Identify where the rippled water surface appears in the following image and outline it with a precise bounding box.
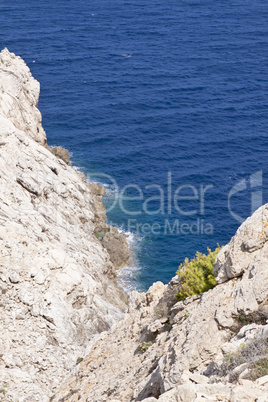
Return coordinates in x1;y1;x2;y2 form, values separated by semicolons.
1;0;267;290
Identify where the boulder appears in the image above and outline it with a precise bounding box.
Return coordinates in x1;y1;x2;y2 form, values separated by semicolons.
102;229;130;269
44;144;71;165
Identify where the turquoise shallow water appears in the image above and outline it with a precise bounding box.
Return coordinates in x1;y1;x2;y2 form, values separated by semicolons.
1;0;268;291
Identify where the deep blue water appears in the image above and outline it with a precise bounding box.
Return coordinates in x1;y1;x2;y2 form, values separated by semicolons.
1;0;268;291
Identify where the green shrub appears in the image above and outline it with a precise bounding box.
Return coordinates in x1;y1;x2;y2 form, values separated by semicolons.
175;245;222;301
168;320;174;331
139;341;153;353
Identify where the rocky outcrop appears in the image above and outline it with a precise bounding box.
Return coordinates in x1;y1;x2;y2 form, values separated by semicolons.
0;48;46;145
214;204;268;284
53;204;268;401
0;49;130;400
44;144;71;165
102;230;130;269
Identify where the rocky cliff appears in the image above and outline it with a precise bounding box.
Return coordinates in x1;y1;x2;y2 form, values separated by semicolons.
1;49;268;402
53;206;268;401
0;48;130;401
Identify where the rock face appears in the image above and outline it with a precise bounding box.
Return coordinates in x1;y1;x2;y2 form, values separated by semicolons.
0;49;130;400
44;144;71;165
53;204;268;401
0;48;46;145
102;230;130;269
214;204;268;284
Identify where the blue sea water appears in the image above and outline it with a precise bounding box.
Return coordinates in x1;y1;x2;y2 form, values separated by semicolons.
1;0;268;291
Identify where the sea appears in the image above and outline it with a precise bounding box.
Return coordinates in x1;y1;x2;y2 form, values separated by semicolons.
1;0;267;292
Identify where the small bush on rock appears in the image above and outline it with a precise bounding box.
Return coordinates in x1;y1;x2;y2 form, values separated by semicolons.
175;246;222;301
139;341;153;353
76;357;83;365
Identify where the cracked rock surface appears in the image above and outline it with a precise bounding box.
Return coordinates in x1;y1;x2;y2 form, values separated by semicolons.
0;48;129;401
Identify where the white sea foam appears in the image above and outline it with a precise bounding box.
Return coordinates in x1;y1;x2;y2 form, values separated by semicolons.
117;228;145;294
117;263;143;294
101;182;116;190
71;172;144;293
73;165;83;172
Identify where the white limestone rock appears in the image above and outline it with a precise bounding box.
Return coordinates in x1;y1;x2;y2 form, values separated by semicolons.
0;48;128;400
0;48;46;144
214;204;268;283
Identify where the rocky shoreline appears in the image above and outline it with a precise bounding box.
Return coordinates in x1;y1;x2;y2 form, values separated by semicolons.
0;49;268;401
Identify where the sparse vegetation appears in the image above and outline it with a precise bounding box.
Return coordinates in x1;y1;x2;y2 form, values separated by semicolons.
76;357;84;365
249;357;268;380
139;341;153;353
94;231;105;241
233;310;268;329
218;334;268;382
168;320;174;331
175;245;222;301
94;227;110;241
